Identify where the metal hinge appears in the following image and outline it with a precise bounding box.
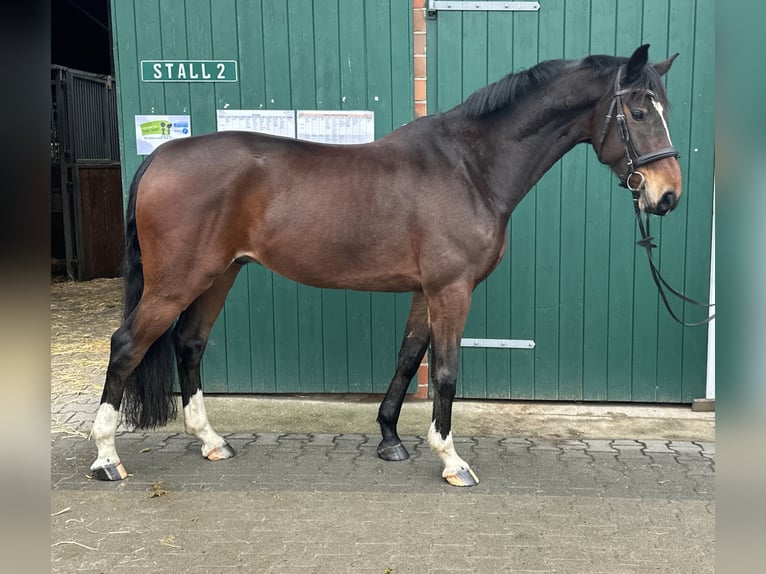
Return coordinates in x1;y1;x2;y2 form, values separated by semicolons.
461;338;535;349
428;1;541;11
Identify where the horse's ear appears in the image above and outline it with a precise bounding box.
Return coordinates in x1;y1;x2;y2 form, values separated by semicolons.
624;44;650;84
653;52;679;76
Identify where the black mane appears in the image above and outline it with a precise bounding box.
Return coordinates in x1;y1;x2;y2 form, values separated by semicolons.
459;60;566;118
458;53;668;118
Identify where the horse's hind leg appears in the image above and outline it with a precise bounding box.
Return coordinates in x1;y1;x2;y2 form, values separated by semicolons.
91;295;189;480
425;282;478;487
173;265;241;461
376;292;430;461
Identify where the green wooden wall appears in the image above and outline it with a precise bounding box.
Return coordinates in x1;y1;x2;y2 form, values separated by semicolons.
111;0;713;402
427;0;714;402
111;0;415;394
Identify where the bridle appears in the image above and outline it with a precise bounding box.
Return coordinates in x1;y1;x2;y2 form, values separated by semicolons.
598;64;679;191
599;64;714;327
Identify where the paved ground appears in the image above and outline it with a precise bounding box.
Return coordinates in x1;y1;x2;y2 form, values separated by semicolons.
51;279;715;573
51;430;714;573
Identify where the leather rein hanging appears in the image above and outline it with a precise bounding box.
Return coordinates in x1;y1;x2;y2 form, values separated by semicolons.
600;65;714;327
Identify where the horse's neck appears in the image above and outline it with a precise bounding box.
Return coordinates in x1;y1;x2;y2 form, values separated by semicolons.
454;76;603;218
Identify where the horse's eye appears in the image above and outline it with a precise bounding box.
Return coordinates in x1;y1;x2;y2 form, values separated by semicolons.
631;108;645;121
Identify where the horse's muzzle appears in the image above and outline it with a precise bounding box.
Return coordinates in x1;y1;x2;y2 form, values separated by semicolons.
647;190;678;215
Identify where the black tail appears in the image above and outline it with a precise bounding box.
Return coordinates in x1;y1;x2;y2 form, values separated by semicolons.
120;154;178;429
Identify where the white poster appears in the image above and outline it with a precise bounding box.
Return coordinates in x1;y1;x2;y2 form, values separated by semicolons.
135;115;191;155
216;109;296;138
296;110;375;144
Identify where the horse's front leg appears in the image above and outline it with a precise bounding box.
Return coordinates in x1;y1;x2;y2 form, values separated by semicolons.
376;292;430;461
425;283;478;487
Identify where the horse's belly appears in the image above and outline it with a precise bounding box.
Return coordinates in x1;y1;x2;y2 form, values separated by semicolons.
255;242;421;293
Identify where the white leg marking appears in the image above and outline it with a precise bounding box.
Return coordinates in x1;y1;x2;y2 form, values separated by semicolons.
651;100;673;144
184;390;227;458
427;420;471;478
90;403;121;470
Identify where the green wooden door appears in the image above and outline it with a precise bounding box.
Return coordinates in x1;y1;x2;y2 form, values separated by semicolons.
427;0;714;402
111;0;415;393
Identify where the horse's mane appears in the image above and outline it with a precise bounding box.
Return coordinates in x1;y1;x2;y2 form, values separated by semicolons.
459;59;566;118
458;54;668;118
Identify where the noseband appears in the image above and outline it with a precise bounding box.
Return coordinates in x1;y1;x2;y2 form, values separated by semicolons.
598;64;679;193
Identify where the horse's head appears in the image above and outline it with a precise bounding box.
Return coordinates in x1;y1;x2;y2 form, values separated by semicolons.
592;44;682;215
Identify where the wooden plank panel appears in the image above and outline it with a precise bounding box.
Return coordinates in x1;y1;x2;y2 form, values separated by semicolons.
422;0;712;403
286;1;326;392
607;0;644;401
435;11;463;111
313;0;341;109
370;294;397;393
532;0;565;401
483;10;515;399
557;0;591;401
314;4;349;393
365;0;393;135
579;0;612;402
248;265;277;393
389;1;414;129
211;1;252;392
509;9;539;399
346;292;373;392
654;0;694;402
459;11;489;398
224;273;253;392
272;276;300;392
338;0;367;110
112;0;417;395
287;0;317;108
261;0;291;109
185;0;216;136
323;290;349;392
158;0;191;117
237;0;267;108
629;1;666;402
135;0;165;114
364;1;399;393
681;0;714;402
170;0;226;393
394;292;415;393
339;0;373;393
298;287;325;392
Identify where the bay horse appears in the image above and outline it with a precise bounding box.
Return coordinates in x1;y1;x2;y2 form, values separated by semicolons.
90;45;681;486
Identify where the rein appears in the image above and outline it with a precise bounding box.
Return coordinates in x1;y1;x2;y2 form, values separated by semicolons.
632;198;714;327
602;65;714;327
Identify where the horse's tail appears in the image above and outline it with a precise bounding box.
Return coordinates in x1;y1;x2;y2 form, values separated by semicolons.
120;153;178;429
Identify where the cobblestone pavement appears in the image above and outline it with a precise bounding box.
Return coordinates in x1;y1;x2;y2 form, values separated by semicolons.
51;430;714;573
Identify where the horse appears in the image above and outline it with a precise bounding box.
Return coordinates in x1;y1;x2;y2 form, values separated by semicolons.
90;44;681;487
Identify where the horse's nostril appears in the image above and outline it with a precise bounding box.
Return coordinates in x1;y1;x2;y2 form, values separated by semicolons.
658;191;677;213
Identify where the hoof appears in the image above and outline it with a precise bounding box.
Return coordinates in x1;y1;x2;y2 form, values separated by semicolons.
204;441;236;461
377;442;410;461
91;461;128;481
443;466;479;487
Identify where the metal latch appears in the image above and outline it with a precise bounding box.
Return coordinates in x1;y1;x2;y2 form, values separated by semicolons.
428;1;541;11
461;338;535;349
